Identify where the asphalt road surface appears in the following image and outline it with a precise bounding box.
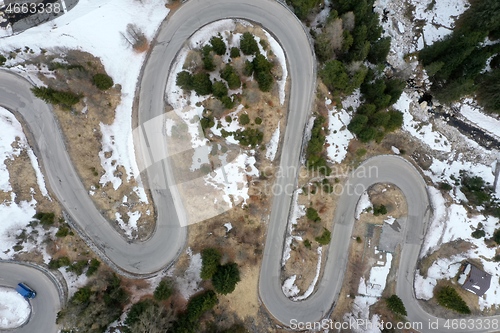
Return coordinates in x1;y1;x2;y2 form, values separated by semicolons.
1;0;500;332
0;262;62;333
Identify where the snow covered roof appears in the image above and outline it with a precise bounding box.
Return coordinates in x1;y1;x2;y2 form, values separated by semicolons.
460;262;492;296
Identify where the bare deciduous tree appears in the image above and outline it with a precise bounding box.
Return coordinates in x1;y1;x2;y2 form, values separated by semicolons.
127;304;176;333
121;23;148;52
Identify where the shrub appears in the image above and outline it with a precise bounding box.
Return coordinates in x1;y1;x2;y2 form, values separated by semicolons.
220;65;241;89
56;225;70;237
212;81;228;98
386;295;407;316
32;86;81;109
212;263;240;295
373;204;388;216
48;256;71;269
233;128;263;147
192;72;212;95
436;286;471;314
385;110;404;132
201;45;215;71
92;73;114;90
86;258;100;277
154;279;173;301
221;95;235;109
494;229;500;244
210;35;226;55
33;212;55;226
304;239;312;249
368;37;391;65
240;32;259;55
185;290;218;322
125;300;156;327
252;54;274;92
230;47;240;58
244;60;254;76
315;228;331;245
306;207;321;222
471;229;486;239
255;117;263;125
239;113;250;125
71;286;92;305
0;54;6;66
67;260;88;276
200;116;215;131
288;0;321;20
439;182;453;191
176;71;193;90
200;248;221;280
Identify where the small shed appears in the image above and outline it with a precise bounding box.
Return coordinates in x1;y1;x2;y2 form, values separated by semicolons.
458;262;491;296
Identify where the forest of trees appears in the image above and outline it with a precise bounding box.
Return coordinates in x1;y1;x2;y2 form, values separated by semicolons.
310;0;404;144
419;0;500;113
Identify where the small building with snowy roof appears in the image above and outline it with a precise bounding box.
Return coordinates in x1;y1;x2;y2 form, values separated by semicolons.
458;262;491;296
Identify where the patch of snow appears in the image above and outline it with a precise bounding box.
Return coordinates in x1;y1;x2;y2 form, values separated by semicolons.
0;287;30;329
282;275;300;297
114;211;139;239
282;189;305;266
460;99;500;140
344;252;392;332
224;222;232;232
0;193;37;258
394;92;451;152
325;90;359;164
0;107;48;196
127;211;141;232
292;247;322;301
204;153;258;208
266;122;280;161
355;191;371;219
414;256;463;300
420;187;447;256
412;0;469;45
58;268;89;298
263;30;288;105
360;252;393;297
384;216;395;225
391;146;400;154
310;0;331;32
171;248;202;299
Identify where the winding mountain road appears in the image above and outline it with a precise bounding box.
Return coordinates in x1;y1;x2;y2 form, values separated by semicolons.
1;0;499;332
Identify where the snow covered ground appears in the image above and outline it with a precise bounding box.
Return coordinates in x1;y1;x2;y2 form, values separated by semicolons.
324;90;359;164
344;251;393;333
355;191;372;220
266;121;280;161
163;19;287;209
0;0;170;200
394;91;451;152
282;247;322;301
0;287;30;329
0;107;56;261
411;0;469;45
416;187;500;309
282;189;305;266
167;248;202;299
460;99;500;140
